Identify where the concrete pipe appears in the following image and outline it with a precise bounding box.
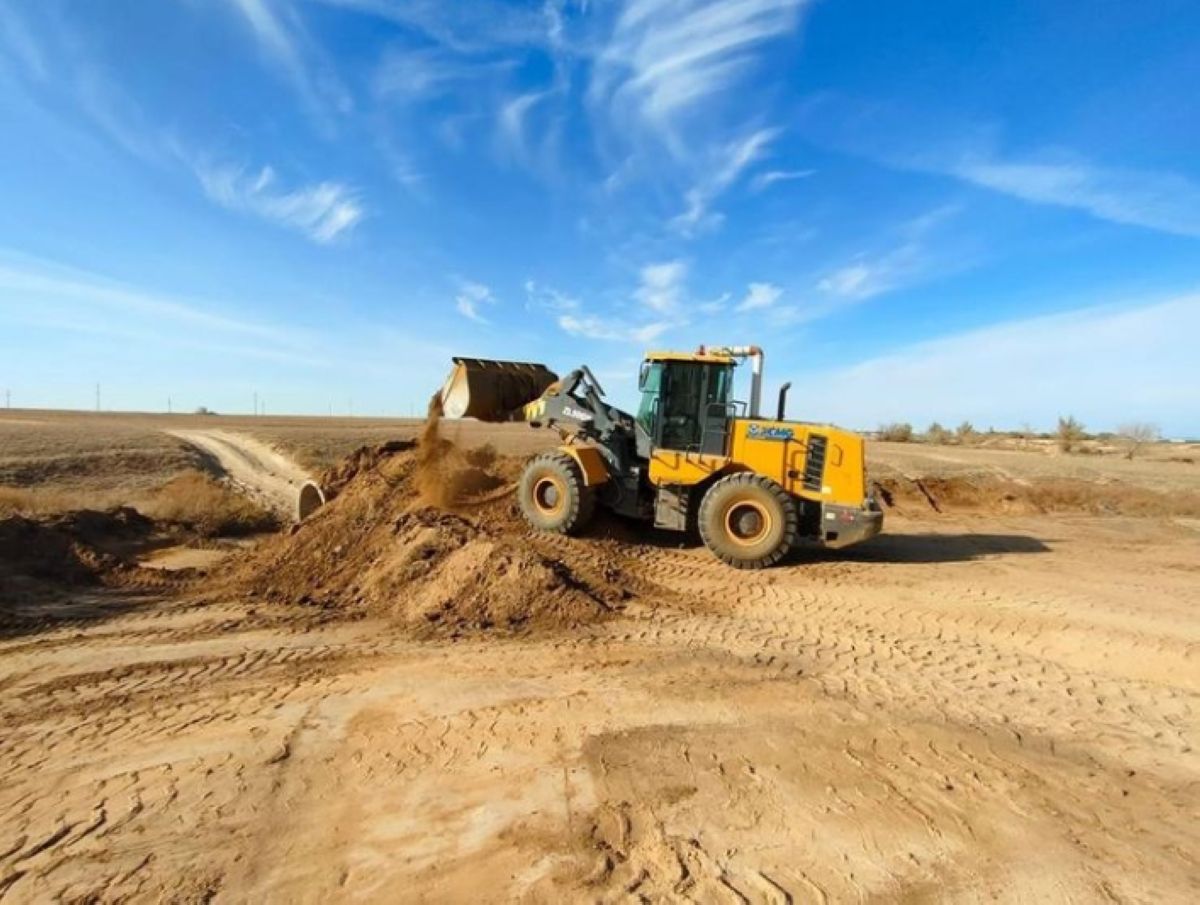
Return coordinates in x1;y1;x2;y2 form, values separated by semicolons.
297;481;327;521
439;357;558;421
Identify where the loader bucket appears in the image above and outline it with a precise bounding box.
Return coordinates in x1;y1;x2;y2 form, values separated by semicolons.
439;357;558;421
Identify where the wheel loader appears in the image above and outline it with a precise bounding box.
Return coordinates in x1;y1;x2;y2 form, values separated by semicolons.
439;346;882;569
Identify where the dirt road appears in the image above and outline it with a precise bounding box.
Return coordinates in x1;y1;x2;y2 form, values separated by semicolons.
167;430;312;520
2;506;1197;902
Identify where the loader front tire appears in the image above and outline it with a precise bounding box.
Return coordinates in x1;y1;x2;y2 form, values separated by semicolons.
698;473;798;569
518;452;596;535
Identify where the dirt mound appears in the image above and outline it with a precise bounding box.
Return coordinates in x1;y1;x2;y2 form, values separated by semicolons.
877;474;1200;517
0;507;154;588
230;434;625;635
316;439;417;501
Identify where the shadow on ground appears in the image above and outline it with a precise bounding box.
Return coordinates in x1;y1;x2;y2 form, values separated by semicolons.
805;532;1051;564
0;584;163;641
586;512;1050;565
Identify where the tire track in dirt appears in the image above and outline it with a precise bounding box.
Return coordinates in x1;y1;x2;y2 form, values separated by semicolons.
2;510;1198;901
167;429;313;520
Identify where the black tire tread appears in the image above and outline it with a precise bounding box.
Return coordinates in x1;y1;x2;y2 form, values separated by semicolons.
697;472;799;569
518;451;596;536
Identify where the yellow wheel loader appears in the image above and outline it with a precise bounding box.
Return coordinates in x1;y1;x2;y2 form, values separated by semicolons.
440;347;882;569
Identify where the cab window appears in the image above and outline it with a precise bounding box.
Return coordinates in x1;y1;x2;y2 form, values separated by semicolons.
636;361;663;435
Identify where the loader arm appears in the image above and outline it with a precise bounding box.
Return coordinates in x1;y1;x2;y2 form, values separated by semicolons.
438;357;639;476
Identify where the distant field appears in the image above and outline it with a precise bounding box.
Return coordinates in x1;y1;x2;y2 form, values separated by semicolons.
1;408;1196;514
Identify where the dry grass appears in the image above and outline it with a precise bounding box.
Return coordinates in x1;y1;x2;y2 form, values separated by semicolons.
1;471;277;538
140;472;278;537
0;486;131;516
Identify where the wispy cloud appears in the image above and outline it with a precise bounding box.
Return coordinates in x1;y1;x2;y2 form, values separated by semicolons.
528;273;679;342
0;248;307;351
592;0;805;139
195;163;364;243
223;0;351;125
751;168;814;192
373;47;499;104
815;205;960;303
454;280;496;322
558;313;671;344
634;259;688;313
790;294;1200;435
800;95;1200;241
736;281;782;312
524;279;581;312
947;153;1200;239
671;127;777;235
313;0;556;54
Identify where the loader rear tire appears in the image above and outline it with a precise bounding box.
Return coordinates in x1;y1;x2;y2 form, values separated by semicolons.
698;473;798;569
518;452;596;535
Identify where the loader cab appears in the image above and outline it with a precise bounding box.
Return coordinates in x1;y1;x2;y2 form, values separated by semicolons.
636;352;738;457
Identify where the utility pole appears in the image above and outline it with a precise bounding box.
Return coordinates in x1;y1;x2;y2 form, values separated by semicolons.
167;396;172;415
253;391;258;417
95;383;101;412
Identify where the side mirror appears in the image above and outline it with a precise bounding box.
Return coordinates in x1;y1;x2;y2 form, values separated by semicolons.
638;361;649;389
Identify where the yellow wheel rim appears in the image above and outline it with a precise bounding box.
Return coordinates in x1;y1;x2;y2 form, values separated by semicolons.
723;499;772;547
532;475;566;516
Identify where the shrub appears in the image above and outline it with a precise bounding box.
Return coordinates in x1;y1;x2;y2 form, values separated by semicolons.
955;421;976;444
141;471;277;537
924;422;950;444
1117;422;1160;459
1057;415;1086;453
878;422;914;442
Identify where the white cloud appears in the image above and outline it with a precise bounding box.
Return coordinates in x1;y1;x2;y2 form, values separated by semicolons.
313;0;555;53
949;153;1200;239
790;294;1200;435
635;259;688;313
592;0;805;136
524;279;580;312
817;262;887;299
0;248;308;351
498;88;553;162
223;0;351;123
698;291;731;314
814;205;962;303
558;313;671;344
671;127;777;235
455;280;496;322
373;47;497;104
196;163;364;243
751;168;814;191
737;281;782;311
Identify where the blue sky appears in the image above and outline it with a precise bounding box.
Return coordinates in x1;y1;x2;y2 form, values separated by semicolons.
1;0;1197;434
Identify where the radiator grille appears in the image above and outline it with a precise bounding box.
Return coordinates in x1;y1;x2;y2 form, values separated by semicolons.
803;434;827;491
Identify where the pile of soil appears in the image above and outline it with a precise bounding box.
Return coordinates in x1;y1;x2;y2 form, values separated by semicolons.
229;413;628;636
876;474;1200;517
0;507;155;588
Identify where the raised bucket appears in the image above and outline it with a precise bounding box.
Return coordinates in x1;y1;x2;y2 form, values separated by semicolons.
439;358;558;421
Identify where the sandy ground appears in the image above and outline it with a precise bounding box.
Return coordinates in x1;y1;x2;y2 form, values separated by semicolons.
3;524;1199;900
2;417;1199;902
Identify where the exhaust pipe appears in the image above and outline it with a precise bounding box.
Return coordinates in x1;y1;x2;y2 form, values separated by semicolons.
777;382;791;421
701;345;764;418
